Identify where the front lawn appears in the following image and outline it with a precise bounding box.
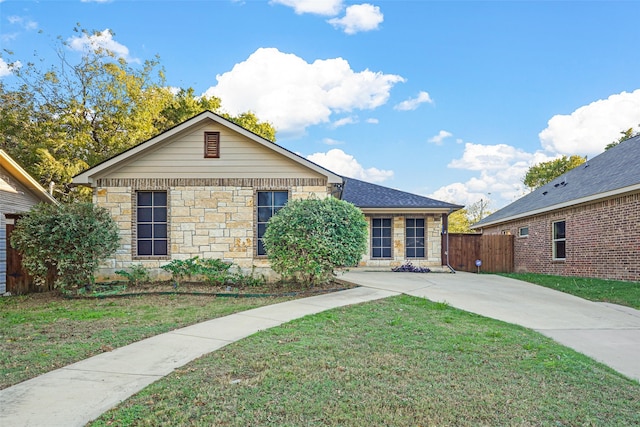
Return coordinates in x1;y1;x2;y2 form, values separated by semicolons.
0;290;296;389
91;295;640;426
499;273;640;309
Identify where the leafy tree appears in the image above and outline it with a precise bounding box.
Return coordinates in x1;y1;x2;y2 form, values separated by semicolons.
263;197;368;286
448;199;492;232
605;126;639;150
1;26;276;202
10;203;120;293
523;155;585;190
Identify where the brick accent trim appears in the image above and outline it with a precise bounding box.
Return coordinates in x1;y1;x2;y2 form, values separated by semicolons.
96;178;327;189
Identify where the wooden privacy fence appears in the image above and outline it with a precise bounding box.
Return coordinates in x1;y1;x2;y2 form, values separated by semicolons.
443;233;514;273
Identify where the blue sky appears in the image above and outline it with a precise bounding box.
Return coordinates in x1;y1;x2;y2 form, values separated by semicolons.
1;0;639;209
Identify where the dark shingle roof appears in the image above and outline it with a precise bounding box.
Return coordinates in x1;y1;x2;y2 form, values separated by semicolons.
340;177;463;210
473;135;640;228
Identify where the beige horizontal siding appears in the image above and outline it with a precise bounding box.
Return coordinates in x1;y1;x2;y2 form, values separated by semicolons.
106;123;323;180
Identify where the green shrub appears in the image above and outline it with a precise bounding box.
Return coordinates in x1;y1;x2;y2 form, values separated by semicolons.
10;202;120;293
161;256;233;286
115;264;151;286
262;197;367;286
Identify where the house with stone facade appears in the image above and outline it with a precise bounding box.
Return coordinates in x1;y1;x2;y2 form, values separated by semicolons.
471;136;640;282
72;111;462;280
1;150;58;294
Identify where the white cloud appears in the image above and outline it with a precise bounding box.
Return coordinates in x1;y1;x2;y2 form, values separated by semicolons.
328;4;383;34
203;47;404;135
67;29;139;63
271;0;344;16
539;89;640;156
448;142;542;171
332;116;357;128
322;138;344;145
431;142;555;208
428;130;453;145
366;118;379;124
307;148;393;182
394;91;433;111
0;57;20;78
7;16;38;31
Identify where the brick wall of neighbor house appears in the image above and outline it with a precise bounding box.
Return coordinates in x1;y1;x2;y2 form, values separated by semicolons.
360;214;443;268
93;178;330;281
482;192;640;282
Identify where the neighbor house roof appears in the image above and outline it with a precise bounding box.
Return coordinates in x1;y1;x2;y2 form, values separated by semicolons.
73;110;343;185
0;149;58;205
341;177;463;213
472;135;640;229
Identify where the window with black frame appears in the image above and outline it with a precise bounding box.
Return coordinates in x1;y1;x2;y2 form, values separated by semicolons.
136;191;168;256
406;218;425;258
256;190;288;256
371;218;392;258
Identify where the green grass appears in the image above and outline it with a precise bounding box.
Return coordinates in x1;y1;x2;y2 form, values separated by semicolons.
0;293;292;389
91;295;640;426
499;273;640;309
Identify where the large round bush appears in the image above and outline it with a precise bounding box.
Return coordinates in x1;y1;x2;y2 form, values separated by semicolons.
10;202;120;292
263;197;367;285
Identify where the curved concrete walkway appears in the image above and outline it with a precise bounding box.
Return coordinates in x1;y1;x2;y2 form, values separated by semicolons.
342;270;640;383
2;272;638;426
0;287;398;427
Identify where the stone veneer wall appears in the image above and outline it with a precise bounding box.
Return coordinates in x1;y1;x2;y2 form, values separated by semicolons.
481;192;640;282
359;214;443;268
94;178;330;281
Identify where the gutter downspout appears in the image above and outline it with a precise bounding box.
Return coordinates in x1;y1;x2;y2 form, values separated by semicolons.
443;210;456;274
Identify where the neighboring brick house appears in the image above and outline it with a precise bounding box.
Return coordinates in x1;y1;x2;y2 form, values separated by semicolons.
472;136;640;282
1;150;58;294
73;111;462;280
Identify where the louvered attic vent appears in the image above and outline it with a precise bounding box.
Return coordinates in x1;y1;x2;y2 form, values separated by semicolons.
204;131;220;158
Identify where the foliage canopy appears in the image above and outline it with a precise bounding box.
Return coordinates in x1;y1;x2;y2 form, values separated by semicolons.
523;155;586;190
0;27;275;202
263;197;368;286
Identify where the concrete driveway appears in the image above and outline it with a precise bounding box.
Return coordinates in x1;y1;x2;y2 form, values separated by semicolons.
341;270;640;382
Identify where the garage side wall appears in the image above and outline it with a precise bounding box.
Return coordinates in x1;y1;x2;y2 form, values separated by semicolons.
482;192;640;282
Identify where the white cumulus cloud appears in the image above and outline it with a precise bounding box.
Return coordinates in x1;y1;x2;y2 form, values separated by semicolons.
328;3;383;34
539;89;640;156
431;142;555;208
7;15;38;30
0;57;20;77
203;48;404;135
271;0;344;16
307;148;393;182
67;29;139;63
394;91;433;111
428;130;453;145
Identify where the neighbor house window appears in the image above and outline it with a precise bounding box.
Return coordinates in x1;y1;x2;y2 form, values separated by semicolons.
204;131;220;158
136;191;168;256
518;226;529;237
552;220;566;260
371;218;392;258
405;218;425;258
256;190;288;256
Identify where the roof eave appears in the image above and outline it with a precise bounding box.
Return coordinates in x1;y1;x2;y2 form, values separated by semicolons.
471;183;640;229
359;207;460;214
0;150;58;205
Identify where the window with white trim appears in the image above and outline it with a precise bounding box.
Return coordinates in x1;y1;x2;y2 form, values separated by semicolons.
552;220;566;260
518;226;529;237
